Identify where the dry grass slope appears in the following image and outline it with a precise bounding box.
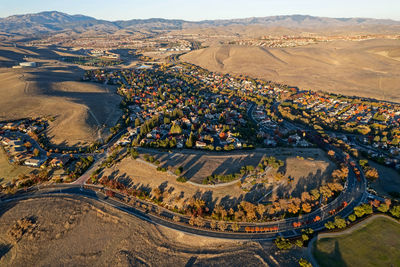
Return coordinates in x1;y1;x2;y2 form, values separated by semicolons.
182;39;400;103
0;43;122;146
0;197;286;266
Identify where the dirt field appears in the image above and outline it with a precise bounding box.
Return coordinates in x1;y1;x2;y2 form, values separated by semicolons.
369;161;400;197
0;148;34;185
313;216;400;267
182;39;400;103
0;44;122;146
143;148;335;191
0;197;306;266
101;148;335;208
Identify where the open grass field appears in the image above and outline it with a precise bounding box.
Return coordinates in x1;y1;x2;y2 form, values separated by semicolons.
142;147;335;193
0;148;33;185
0;197;295;266
0;43;122;146
100;148;335;208
182;39;400;103
313;216;400;267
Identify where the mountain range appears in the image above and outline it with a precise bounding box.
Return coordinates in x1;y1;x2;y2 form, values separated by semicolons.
1;11;400;35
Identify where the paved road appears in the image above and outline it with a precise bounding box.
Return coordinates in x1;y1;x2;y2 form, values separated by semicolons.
0;161;367;241
0;103;368;241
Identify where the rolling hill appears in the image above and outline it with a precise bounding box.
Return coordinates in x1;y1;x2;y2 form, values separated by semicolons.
181;39;400;103
0;11;399;35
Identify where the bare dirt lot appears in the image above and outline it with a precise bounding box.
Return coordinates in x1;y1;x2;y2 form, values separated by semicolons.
100;148;335;208
0;197;306;266
182;39;400;103
0;44;122;146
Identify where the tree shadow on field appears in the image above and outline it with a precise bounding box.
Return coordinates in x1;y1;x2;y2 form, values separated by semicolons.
314;240;347;267
0;243;12;260
275;167;334;199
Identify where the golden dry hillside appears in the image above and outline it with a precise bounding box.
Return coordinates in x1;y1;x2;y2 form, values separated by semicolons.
0;197;305;266
0;44;121;146
182;39;400;103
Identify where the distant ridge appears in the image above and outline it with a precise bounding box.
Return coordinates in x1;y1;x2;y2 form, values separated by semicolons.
1;11;399;35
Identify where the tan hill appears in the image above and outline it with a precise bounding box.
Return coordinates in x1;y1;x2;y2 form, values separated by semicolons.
0;197;299;266
1;11;399;36
182;39;400;103
0;44;121;146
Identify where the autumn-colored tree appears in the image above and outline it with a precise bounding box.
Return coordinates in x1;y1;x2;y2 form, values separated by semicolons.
212;205;227;220
239;201;257;221
310;189;320;201
327;150;335;158
24;142;32;149
365;167;379;181
377;203;390;213
287;198;301;214
210;220;217;229
217;221;227;231
231;222;240;232
302;203;312;213
189;216;195;226
301;192;311;202
256;204;266;219
152;188;162;201
194;217;205;227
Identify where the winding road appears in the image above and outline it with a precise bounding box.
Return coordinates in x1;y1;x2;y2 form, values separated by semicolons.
0;104;369;241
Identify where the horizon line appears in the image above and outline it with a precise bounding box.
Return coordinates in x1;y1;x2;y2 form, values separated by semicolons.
1;10;399;23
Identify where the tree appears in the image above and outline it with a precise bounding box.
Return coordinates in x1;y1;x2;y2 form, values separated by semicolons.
194;217;205;227
231;222;240;231
189;216;195;226
377;203;389;213
175;166;183;175
295;239;304;247
302;203;312;213
217;221;227;231
210;220;217;229
152;188;162;201
301;234;309;241
390;205;400;218
354;204;373;218
185;132;195;148
324;221;335;230
24;142;32;149
130;149;139;159
365;167;379;181
334;216;346;229
310;189;320;201
348;214;356;222
239;201;257;221
274;236;293;250
298;258;312;267
170;123;182;134
256;204;266;219
301;192;311;202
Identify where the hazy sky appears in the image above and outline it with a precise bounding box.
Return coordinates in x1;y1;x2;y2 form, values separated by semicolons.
0;0;399;21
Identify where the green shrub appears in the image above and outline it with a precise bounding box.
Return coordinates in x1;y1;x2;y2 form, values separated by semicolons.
176;176;188;183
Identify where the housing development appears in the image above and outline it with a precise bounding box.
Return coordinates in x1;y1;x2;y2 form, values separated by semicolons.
0;6;400;267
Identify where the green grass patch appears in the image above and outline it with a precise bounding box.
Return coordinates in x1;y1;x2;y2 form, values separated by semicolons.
314;216;400;267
